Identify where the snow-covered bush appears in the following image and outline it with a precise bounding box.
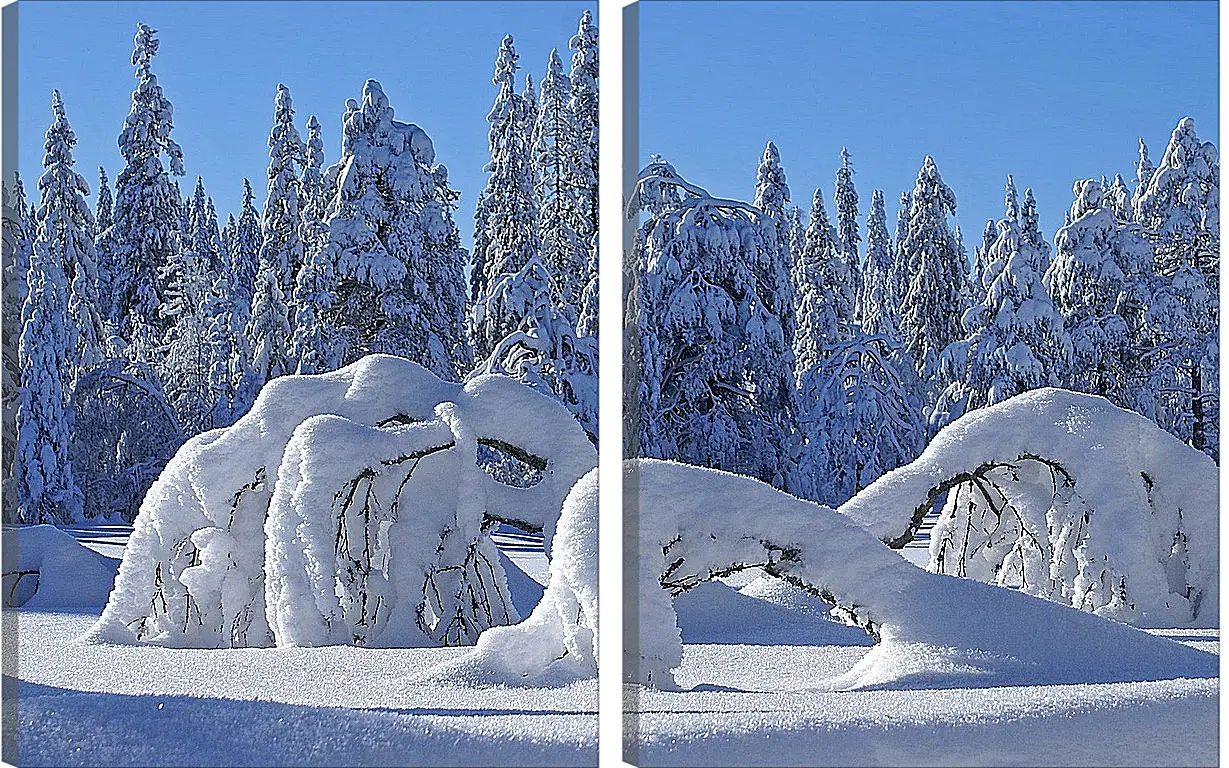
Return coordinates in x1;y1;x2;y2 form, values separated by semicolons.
840;387;1217;627
92;354;595;649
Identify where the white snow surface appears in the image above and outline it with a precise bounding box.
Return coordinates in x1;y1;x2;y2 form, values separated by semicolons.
631;642;1216;766
10;514;1216;766
14;609;595;767
623;459;1216;690
839;387;1218;626
92;355;595;649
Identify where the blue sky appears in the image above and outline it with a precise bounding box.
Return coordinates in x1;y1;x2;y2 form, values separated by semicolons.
18;0;592;251
638;0;1218;248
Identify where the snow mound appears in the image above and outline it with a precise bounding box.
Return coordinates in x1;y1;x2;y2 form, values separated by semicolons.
91;355;595;649
625;459;1215;690
839;387;1218;627
434;466;599;686
3;525;118;609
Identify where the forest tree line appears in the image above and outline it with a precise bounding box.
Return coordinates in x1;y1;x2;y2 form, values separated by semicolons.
628;118;1218;507
2;13;598;525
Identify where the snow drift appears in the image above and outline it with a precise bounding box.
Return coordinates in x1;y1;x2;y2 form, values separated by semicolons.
839;388;1218;627
3;525;118;609
448;458;1215;690
91;355;596;648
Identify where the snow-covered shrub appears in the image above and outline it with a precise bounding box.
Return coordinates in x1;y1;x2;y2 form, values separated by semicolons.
840;387;1217;627
91;354;595;649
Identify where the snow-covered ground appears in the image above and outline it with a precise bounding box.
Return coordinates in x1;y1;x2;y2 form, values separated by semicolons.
10;515;1218;766
641;578;1218;767
10;523;595;767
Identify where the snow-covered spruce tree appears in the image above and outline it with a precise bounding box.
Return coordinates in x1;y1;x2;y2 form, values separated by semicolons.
889;190;912;330
576;247;599;339
834;147;861;323
792;188;843;380
569;9;599;248
1141;261;1218;460
754;140;791;221
954;224;973;309
970;219;997;291
628;158;796;487
1135;117;1218;275
35;91;106;398
1131;137;1155;220
203;273;238;428
522;73;538;138
858;190;898;336
244;261;292;392
229;181;262;326
317;79;469;378
1044;178;1146;403
204;198;222;270
796;333;925;505
479;254;598;442
1020;189;1052;275
416;163;473;376
793;182;916;503
185;178;222;273
1107;173;1133;222
292;112;331;376
299;114;327;247
96;23;185;361
288;233;332;375
95;167;113;234
471;36;540;361
784;203;805;266
220;214;235;269
533;48;587;319
2;176;32;523
898;156;965;379
1130;118;1219;459
158;176;225;435
752;141;796;351
260;84;305;308
18;112;90;524
228;180;263;413
933;177;1071;431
